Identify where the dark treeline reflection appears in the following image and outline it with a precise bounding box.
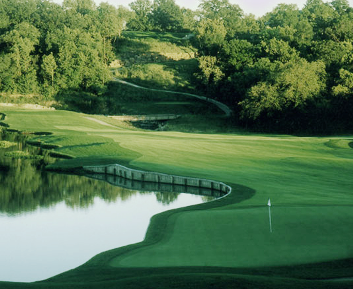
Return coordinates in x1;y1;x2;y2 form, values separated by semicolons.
0;131;183;215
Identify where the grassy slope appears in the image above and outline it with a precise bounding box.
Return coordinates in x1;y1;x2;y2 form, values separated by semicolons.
113;31;198;92
0;107;353;288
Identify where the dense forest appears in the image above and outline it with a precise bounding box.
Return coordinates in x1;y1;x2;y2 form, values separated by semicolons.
1;0;353;133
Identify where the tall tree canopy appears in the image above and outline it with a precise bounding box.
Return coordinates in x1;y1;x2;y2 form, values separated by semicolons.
192;0;353;132
150;0;183;32
0;0;126;100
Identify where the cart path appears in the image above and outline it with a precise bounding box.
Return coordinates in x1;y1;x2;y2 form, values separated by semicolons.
113;78;233;117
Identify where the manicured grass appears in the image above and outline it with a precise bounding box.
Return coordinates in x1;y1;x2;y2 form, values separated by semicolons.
0;106;353;288
114;206;353;268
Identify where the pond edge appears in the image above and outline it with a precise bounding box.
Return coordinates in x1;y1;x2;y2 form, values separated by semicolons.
83;163;232;198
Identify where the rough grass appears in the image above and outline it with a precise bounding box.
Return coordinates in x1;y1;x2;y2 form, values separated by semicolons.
113;31;198;93
0;107;353;288
117;31;196;55
104;81;222;116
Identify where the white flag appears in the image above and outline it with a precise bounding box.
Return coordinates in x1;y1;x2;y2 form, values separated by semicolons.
267;198;271;207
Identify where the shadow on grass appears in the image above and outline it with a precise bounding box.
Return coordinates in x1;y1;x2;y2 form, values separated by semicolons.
61;142;106;150
114;35;151;52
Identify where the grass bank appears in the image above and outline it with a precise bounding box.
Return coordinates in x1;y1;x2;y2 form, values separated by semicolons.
0;106;353;288
112;31;198;93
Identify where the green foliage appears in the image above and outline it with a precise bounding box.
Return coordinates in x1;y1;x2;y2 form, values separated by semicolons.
221;39;255;71
150;0;184;32
0;22;40;93
198;0;243;36
1;0;353;133
41;52;57;89
261;38;299;63
128;0;153;31
0;0;121;102
194;18;227;55
190;0;353;132
195;56;224;87
240;59;326;120
333;68;353;97
0;140;16;148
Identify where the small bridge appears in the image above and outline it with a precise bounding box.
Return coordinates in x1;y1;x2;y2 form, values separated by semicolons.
109;114;180;122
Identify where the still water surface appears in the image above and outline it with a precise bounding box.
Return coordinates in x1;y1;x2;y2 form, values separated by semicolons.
0;132;212;282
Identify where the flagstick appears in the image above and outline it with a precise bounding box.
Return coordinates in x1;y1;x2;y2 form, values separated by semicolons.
268;198;272;233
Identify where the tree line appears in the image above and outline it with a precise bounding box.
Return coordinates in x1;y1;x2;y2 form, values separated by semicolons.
1;0;353;133
128;0;353;132
189;0;353;133
0;0;131;102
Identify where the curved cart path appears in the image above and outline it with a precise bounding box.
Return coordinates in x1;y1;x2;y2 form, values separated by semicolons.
113;78;233;117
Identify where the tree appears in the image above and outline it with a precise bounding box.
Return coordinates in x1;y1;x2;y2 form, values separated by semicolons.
332;68;353;97
313;40;353;65
198;0;243;35
150;0;183;32
264;3;300;28
97;2;124;68
303;0;337;39
194;18;227;55
62;0;96;15
261;38;299;63
261;4;314;49
98;2;125;39
128;0;152;31
31;0;65;34
330;0;350;14
240;59;326;120
49;26;109;90
0;53;16;92
0;2;10;29
196;56;224;86
117;5;134;33
1;22;40;93
180;8;197;32
221;39;255;72
1;0;37;25
326;9;353;41
42;52;57;87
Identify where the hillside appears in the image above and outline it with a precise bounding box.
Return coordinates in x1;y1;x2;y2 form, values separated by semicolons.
112;31;198;92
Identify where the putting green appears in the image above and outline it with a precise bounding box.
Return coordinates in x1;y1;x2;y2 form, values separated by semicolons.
112;206;353;268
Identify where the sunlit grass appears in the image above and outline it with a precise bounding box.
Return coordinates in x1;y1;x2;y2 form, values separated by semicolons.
1;107;353;288
0;140;16;148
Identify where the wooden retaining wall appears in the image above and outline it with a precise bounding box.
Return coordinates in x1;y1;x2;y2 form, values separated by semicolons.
109;114;180;122
83;164;231;196
85;173;225;198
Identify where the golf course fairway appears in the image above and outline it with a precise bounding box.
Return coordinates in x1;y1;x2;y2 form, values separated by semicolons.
0;106;353;288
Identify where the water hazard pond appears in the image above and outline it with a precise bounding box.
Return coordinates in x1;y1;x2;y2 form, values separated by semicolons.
0;131;217;282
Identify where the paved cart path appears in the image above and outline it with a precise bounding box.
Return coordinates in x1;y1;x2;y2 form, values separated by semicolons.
113;78;233;117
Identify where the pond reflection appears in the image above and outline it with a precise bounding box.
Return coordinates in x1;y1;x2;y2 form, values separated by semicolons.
0;131;218;282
